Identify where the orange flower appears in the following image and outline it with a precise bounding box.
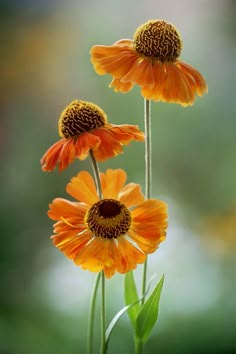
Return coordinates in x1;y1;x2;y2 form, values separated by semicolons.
48;169;168;278
40;100;144;172
90;20;208;106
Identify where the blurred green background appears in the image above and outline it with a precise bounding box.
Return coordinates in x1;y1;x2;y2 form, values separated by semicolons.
1;0;236;353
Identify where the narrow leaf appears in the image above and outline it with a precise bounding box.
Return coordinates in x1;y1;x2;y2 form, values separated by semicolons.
124;271;141;327
136;274;164;343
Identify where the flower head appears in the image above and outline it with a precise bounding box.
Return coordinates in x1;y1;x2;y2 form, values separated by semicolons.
48;169;168;278
41;100;144;172
90;19;208;106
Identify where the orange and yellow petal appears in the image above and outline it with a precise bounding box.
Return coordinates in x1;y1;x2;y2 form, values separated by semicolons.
109;78;134;93
129;199;168;253
74;132;101;160
57;138;76;171
66;171;99;205
74;237;117;276
176;60;208;96
118;183;145;208
52;230;93;260
40;139;67;172
114;236;146;274
90;41;137;78
121;58;155;88
106;124;145;143
91;124;144;161
91;127;123;161
100;169;127;199
48;197;88;221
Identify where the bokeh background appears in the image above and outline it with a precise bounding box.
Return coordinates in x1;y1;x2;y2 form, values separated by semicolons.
1;0;236;353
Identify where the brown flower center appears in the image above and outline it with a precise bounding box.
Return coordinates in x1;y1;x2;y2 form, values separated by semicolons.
86;199;131;239
58;100;107;138
133;20;182;62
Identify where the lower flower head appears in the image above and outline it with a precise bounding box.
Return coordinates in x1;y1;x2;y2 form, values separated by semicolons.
40;100;144;172
90;19;208;106
48;169;168;278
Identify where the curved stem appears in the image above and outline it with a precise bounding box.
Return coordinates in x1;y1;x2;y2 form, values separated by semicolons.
88;273;101;354
100;272;106;354
142;99;152;303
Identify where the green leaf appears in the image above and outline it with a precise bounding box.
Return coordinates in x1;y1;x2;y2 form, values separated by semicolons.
124;271;141;327
135;274;164;343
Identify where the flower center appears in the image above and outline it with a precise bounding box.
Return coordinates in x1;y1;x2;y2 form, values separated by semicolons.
58;100;107;138
133;20;182;62
86;199;131;239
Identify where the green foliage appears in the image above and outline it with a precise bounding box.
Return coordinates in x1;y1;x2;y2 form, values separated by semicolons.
124;271;141;327
135;274;164;343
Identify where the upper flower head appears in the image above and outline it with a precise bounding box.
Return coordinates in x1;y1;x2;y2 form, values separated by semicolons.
90;19;208;106
48;169;168;278
40;100;144;172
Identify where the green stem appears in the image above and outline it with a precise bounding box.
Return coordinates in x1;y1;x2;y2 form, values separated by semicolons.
89;151;106;354
88;273;101;354
135;336;143;354
100;271;106;354
138;99;151;354
89;150;102;199
142;99;152;303
88;150;104;354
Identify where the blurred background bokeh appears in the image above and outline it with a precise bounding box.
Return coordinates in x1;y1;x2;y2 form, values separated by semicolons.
1;0;236;353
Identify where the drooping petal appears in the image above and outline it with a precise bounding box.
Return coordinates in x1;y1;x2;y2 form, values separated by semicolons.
74;132;101;160
90;42;137;78
40;139;66;172
66;171;98;205
121;59;155;88
106;124;145;143
100;169;127;199
176;60;208;96
140;60;166;101
118;183;145;208
58;138;76;171
109;78;134;93
92;124;144;161
91;128;123;161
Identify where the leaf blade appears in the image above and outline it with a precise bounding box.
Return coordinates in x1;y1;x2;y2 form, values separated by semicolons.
135;274;164;343
124;271;141;327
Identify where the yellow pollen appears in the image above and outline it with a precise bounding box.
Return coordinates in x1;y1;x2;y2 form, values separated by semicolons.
133;19;182;62
86;199;131;239
58;100;107;139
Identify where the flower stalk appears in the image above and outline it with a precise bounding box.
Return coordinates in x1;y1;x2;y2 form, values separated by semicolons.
142;99;152;305
89;150;107;354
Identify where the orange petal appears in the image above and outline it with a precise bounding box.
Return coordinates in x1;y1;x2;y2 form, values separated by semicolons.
131;199;168;224
48;198;88;221
40;139;66;172
127;230;162;253
74;132;101;160
109;77;134;93
141;61;166;100
74;237;117;275
106;124;145;143
90;42;137;78
91;128;123;161
115;236;146;274
118;183;145;208
52;230;93;260
176;60;208;96
58;138;76;171
66;171;98;205
100;169;127;199
121;59;155;88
